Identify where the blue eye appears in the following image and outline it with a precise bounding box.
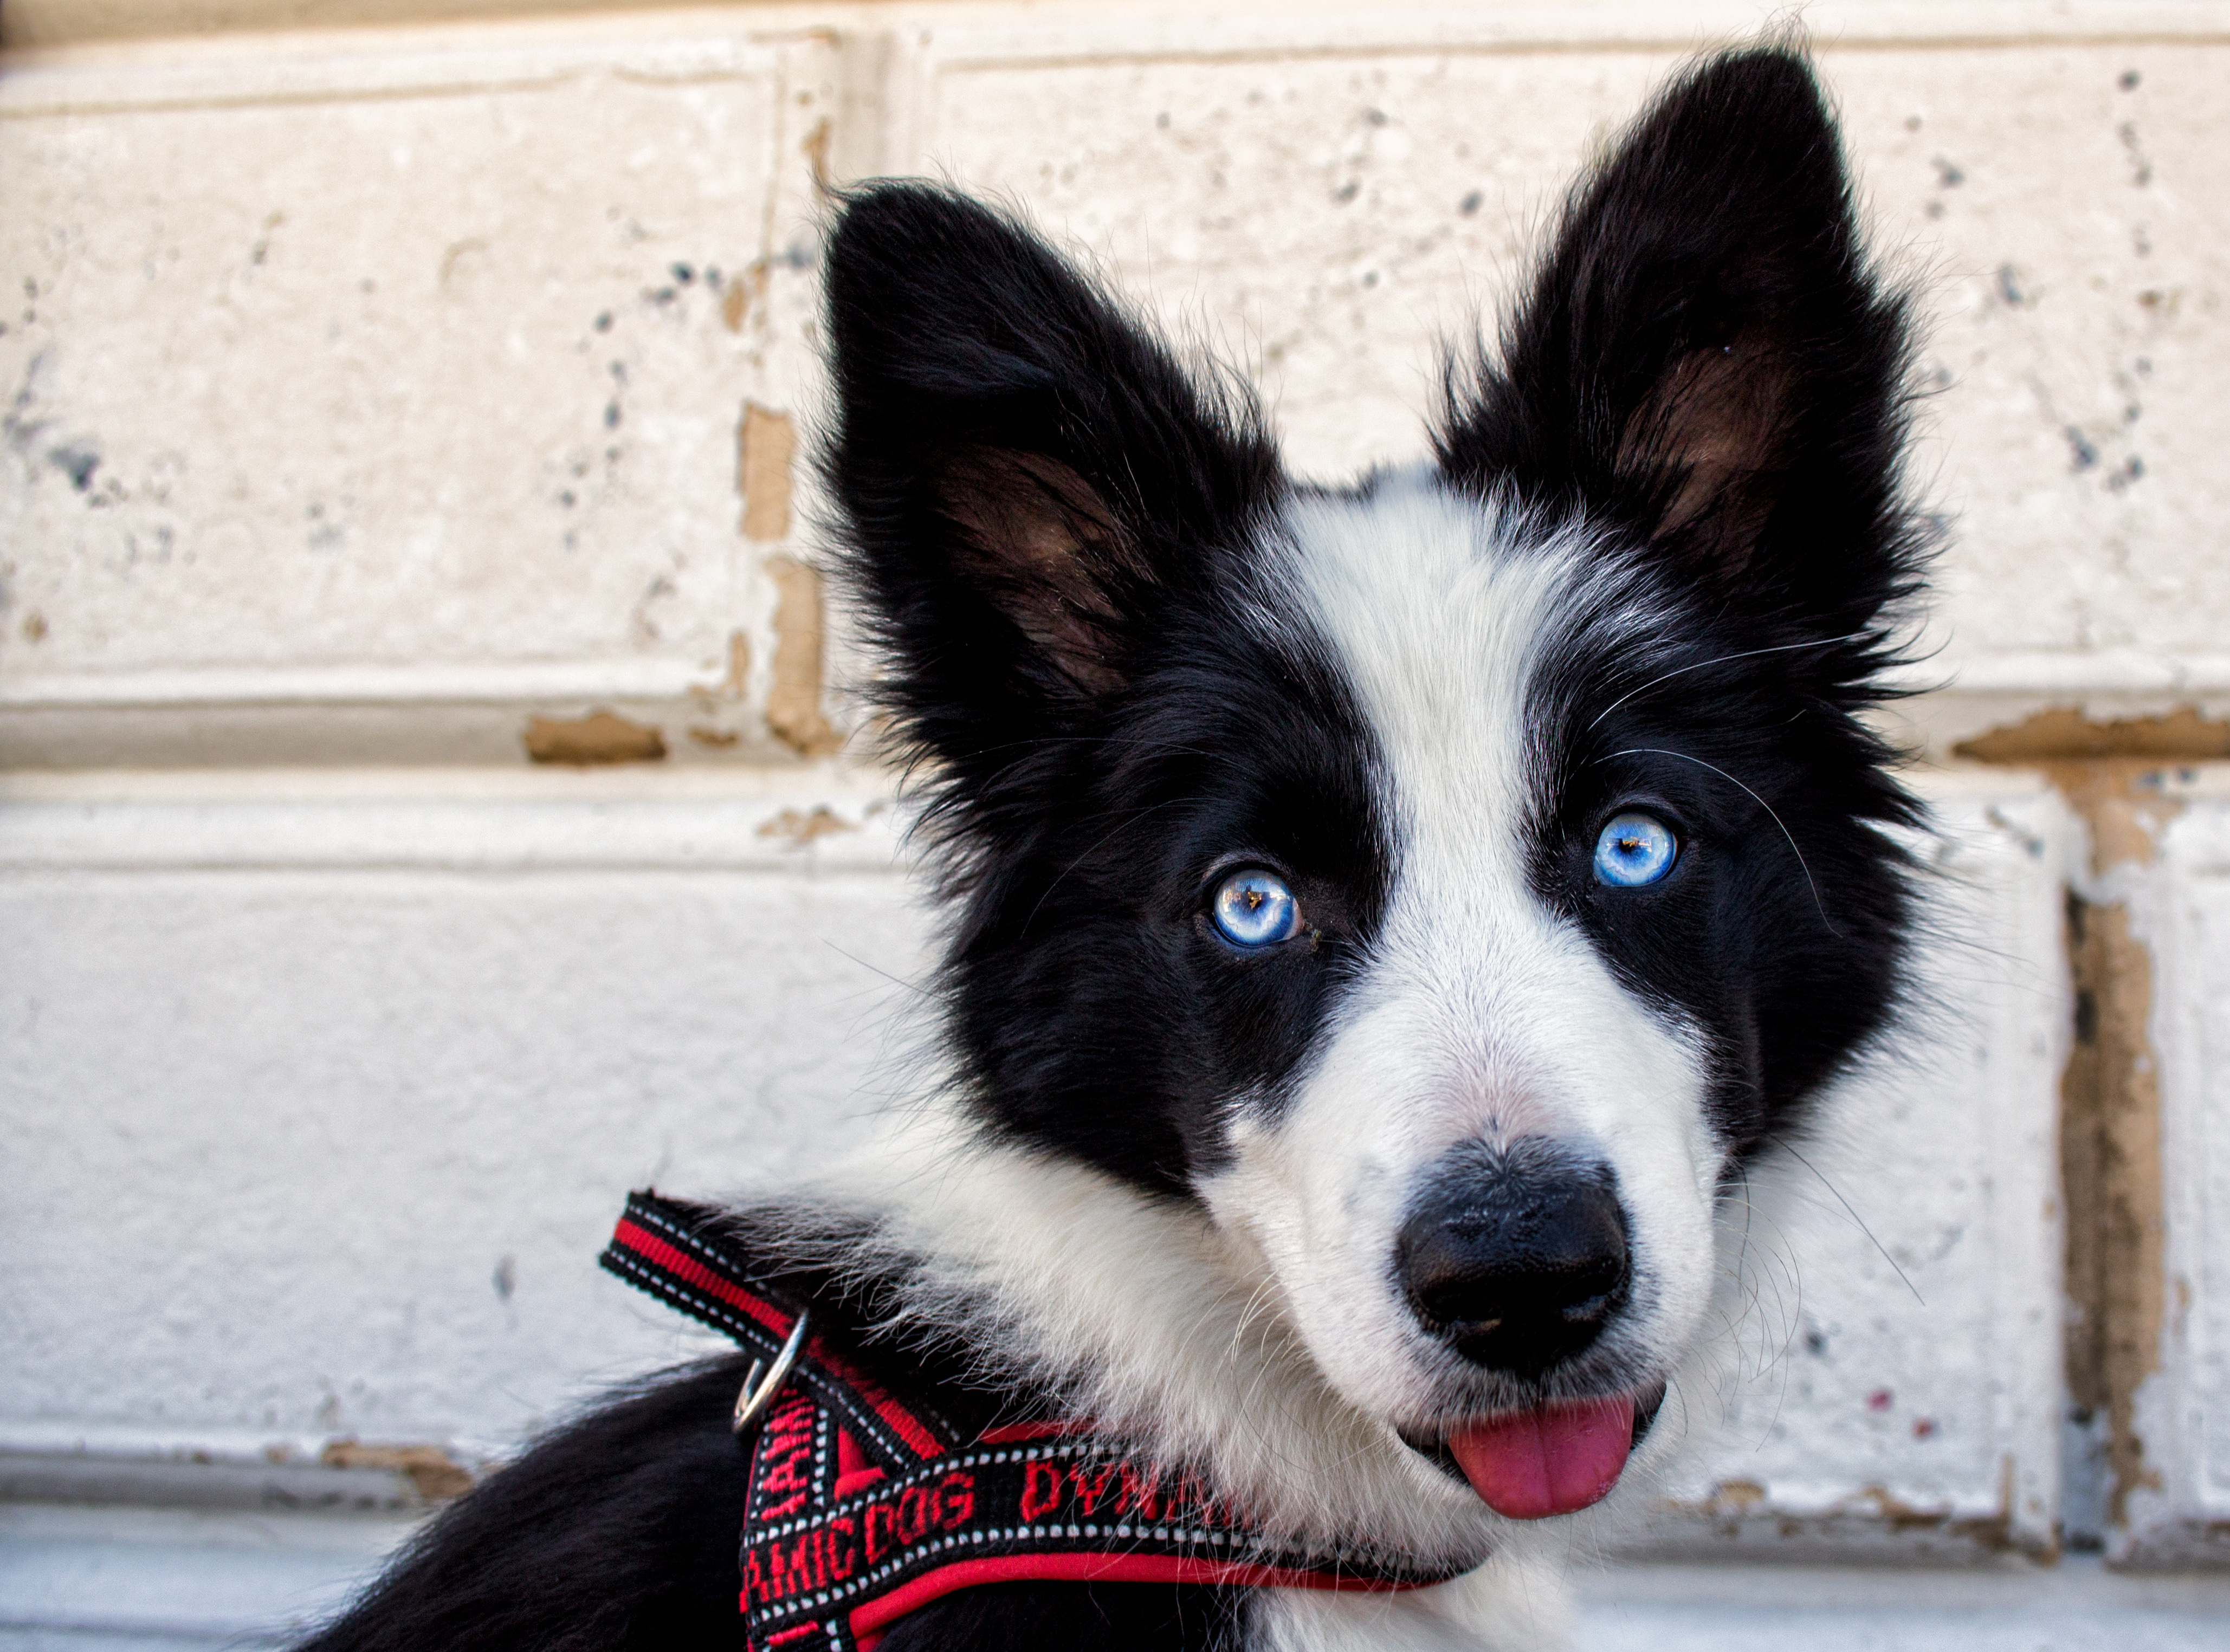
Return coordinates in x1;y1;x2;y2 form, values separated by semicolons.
1593;811;1677;887
1212;869;1300;948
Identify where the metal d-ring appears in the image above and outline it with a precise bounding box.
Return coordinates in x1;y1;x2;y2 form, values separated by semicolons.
732;1309;811;1437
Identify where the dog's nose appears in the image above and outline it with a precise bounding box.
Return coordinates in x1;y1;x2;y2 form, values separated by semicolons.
1396;1141;1630;1378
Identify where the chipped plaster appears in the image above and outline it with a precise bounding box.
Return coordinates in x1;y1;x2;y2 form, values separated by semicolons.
1955;706;2230;1558
521;708;668;765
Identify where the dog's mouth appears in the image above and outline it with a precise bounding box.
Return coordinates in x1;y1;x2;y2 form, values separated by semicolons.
1405;1382;1666;1520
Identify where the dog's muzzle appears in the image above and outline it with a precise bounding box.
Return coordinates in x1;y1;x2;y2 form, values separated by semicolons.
1393;1138;1652;1519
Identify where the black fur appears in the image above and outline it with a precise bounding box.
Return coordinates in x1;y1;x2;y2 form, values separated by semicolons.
823;182;1388;1193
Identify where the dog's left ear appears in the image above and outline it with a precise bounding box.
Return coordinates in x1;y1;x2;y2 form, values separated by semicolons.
1439;47;1913;624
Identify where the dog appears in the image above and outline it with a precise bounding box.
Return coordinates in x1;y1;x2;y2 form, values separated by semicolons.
303;42;1923;1652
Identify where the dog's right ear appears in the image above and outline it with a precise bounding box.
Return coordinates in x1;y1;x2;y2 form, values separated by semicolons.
1437;47;1916;642
822;184;1277;766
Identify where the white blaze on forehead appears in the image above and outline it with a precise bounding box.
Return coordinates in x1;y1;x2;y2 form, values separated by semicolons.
1274;474;1690;1151
1280;473;1574;921
1208;472;1721;1424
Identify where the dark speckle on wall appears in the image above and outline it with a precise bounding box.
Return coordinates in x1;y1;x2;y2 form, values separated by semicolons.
47;444;99;492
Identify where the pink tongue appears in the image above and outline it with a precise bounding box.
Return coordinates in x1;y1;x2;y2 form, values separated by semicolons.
1447;1396;1636;1520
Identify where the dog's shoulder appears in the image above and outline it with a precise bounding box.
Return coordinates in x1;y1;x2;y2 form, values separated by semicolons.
296;1357;753;1651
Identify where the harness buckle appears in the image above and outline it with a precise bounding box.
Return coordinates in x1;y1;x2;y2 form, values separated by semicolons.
732;1308;811;1437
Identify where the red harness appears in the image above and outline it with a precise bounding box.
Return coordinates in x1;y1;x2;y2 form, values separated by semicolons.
603;1191;1466;1651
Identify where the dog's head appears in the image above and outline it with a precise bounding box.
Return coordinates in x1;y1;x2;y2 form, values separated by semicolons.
822;48;1922;1523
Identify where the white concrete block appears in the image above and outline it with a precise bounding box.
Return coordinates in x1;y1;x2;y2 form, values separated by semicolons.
0;20;844;763
0;768;930;1455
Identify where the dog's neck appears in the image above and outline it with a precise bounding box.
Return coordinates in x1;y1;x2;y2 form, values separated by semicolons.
746;1102;1514;1567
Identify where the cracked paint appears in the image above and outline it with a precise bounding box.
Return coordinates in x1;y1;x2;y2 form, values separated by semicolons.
737;403;794;543
1955;706;2230;1541
763;555;841;759
756;805;855;846
320;1440;475;1502
521;709;667;766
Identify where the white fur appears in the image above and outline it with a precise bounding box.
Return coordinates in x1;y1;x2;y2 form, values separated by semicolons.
797;1106;1501;1567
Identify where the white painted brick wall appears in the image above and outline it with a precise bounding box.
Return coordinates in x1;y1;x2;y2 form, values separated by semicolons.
3;0;2228;1568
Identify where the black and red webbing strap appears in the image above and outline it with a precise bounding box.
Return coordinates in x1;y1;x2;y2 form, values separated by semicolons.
602;1191;1465;1651
603;1194;956;1465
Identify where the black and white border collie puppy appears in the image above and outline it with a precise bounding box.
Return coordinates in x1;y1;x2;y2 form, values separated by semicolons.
307;44;1923;1652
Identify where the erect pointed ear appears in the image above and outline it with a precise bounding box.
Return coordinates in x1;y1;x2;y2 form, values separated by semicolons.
1438;47;1915;621
821;183;1277;755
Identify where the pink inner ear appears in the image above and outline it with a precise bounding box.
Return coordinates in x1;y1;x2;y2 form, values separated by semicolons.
937;450;1138;694
1618;337;1791;560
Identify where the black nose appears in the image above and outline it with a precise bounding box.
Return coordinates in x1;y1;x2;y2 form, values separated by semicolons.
1395;1140;1631;1378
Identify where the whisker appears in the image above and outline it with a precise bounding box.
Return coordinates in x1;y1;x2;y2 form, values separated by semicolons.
1585;631;1876;731
1748;1215;1802;1447
1733;1165;1759;1376
1728;1167;1786;1382
1779;1140;1925;1307
1018;796;1203;937
1737;1186;1807;1384
1225;1277;1282;1361
820;941;935;1000
1599;747;1839;935
1710;1215;1768;1377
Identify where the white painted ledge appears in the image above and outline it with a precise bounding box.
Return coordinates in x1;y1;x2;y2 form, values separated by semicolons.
1579;1557;2230;1651
0;764;911;870
0;1503;411;1650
